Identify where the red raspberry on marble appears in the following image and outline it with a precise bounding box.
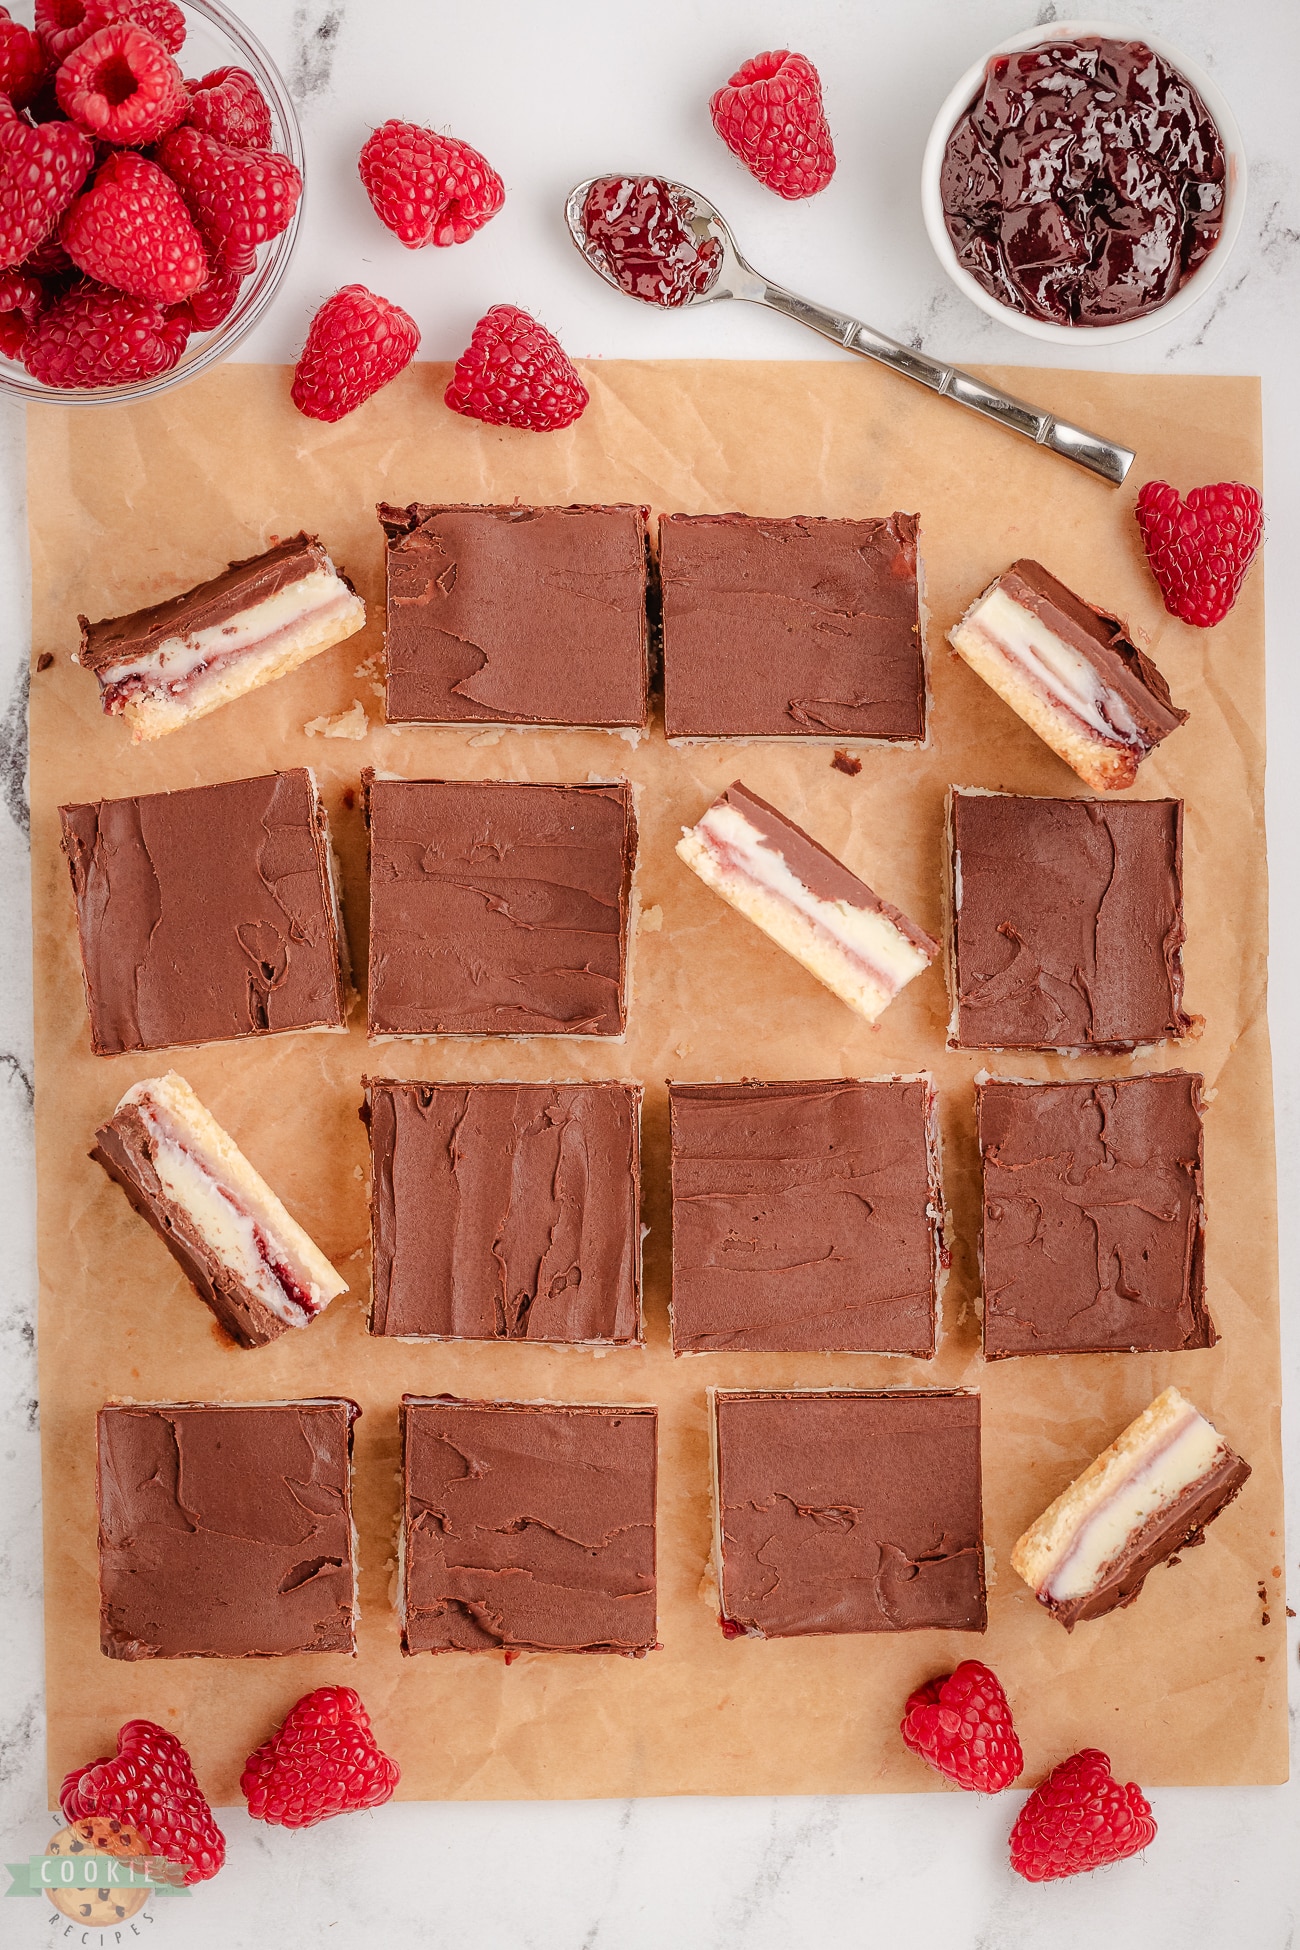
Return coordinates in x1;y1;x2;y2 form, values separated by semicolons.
710;49;836;199
1134;479;1263;627
1009;1748;1157;1882
61;150;206;303
242;1687;400;1828
184;65;272;149
37;0;185;62
184;261;242;332
59;1720;225;1885
155;123;301;274
56;22;187;146
0;268;46;356
445;303;588;432
22;276;189;385
900;1660;1023;1793
0;6;52;109
358;119;504;248
291;283;419;422
0;92;94;270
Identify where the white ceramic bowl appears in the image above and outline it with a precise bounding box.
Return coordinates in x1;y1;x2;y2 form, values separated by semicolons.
920;20;1247;345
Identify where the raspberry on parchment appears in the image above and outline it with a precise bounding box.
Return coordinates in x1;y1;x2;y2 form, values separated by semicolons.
59;1719;225;1887
291;283;419;422
243;1687;400;1828
900;1660;1024;1794
1135;479;1263;627
445;303;589;433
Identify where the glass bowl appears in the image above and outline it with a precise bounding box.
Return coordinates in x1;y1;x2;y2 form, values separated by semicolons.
0;0;303;404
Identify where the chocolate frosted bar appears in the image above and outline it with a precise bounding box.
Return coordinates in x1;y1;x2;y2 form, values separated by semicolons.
978;1072;1213;1358
1011;1387;1250;1630
60;768;349;1054
400;1397;657;1655
97;1399;359;1659
364;1078;642;1343
949;559;1187;790
378;502;649;728
669;1076;943;1356
712;1388;986;1637
93;1072;347;1349
78;534;366;742
660;512;926;742
677;780;936;1023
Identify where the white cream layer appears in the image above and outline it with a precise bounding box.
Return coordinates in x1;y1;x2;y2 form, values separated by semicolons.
952;585;1143;748
677;800;931;1024
104;568;359;694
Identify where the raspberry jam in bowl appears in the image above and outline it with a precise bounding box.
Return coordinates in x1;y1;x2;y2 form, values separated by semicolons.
921;22;1246;344
0;0;302;404
579;176;723;307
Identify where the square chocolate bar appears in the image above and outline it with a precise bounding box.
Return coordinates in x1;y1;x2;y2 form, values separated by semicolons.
948;789;1189;1052
365;1078;642;1343
713;1389;986;1636
400;1397;657;1654
669;1077;941;1355
60;768;348;1055
97;1400;358;1659
978;1072;1214;1357
366;776;636;1038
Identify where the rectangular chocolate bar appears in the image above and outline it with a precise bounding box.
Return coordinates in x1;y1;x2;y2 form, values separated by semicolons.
60;768;349;1055
92;1072;348;1349
677;779;936;1023
378;502;649;728
978;1072;1213;1357
366;776;636;1039
400;1397;657;1655
948;788;1188;1052
712;1389;986;1637
364;1078;642;1343
949;559;1187;790
97;1399;358;1659
660;512;925;741
1011;1387;1250;1630
669;1077;942;1355
78;534;366;742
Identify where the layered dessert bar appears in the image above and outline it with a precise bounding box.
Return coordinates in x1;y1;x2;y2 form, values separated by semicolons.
400;1397;657;1655
60;769;349;1054
366;776;636;1039
1011;1386;1250;1629
979;1072;1213;1357
949;559;1187;790
669;1077;942;1355
712;1389;986;1636
660;512;925;742
364;1078;642;1343
948;788;1188;1051
97;1399;359;1659
92;1072;348;1349
77;534;365;742
378;502;649;728
676;780;936;1023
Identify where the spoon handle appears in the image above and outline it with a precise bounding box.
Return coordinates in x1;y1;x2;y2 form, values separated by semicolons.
755;280;1135;487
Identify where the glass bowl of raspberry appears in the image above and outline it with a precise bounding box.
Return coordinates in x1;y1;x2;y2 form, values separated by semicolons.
0;0;303;401
920;21;1246;343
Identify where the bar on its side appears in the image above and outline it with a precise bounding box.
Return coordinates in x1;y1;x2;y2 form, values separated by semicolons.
1010;1386;1250;1630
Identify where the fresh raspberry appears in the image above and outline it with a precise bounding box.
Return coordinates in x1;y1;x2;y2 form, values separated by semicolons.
184;261;242;332
22;230;74;277
242;1688;400;1828
710;50;836;199
0;92;94;271
155;124;301;274
56;22;187;146
1009;1749;1156;1882
61;150;206;303
1134;479;1263;627
0;6;52;109
358;119;504;248
184;65;271;149
58;1720;225;1885
0;268;46;355
36;0;185;63
23;276;188;385
445;303;588;433
900;1661;1024;1793
291;284;419;422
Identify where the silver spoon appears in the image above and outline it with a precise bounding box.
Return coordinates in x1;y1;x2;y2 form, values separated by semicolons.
566;176;1135;488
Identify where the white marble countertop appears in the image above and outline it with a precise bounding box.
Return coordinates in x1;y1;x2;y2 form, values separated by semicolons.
1;1;1296;1943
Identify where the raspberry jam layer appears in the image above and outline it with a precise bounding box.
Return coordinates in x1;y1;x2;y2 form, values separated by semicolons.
940;37;1226;326
581;176;723;307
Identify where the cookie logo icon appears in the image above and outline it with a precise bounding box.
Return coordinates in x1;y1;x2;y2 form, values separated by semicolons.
43;1817;152;1924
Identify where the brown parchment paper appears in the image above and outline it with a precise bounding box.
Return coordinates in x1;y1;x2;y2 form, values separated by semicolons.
28;361;1285;1803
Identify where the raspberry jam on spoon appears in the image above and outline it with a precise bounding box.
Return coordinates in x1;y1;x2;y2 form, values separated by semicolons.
579;175;723;307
